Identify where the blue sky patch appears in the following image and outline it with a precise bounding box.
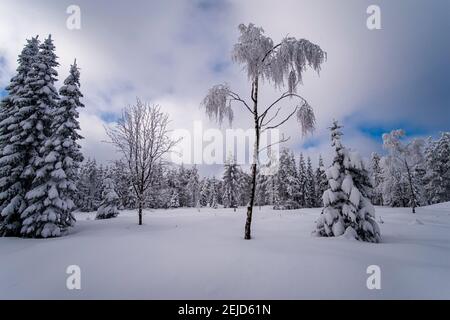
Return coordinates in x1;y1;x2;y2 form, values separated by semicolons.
357;123;431;141
100;112;120;124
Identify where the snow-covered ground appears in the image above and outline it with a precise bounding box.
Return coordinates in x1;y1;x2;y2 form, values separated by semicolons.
1;204;450;299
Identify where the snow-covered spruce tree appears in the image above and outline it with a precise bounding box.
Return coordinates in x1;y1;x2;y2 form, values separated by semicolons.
370;152;384;206
209;177;219;209
266;174;278;206
176;164;189;207
202;23;325;239
275;149;291;207
14;36;61;237
238;171;251;207
96;178;120;219
255;171;268;207
148;163;169;209
424;133;450;204
274;148;300;209
110;160;136;209
199;178;210;207
20;36;82;237
75;158;103;211
314;155;328;207
168;189;180;209
216;179;224;206
314;121;381;243
56;60;84;171
297;153;307;207
0;36;40;236
186;166;200;207
222;156;241;209
24;60;84;233
305;157;317;208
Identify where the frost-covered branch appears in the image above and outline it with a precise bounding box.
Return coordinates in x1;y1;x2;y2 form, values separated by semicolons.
261;101;316;136
296;102;316;136
258;134;291;155
201;84;253;125
258;93;315;135
232;24;326;92
262;107;298;132
261;107;281;127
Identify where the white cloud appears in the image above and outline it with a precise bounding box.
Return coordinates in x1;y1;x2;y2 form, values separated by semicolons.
1;0;448;176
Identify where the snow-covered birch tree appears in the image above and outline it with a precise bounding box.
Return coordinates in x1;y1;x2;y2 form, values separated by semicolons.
105;100;179;225
382;130;425;213
202;23;326;239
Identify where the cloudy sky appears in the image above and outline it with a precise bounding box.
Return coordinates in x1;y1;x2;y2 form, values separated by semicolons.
0;0;449;174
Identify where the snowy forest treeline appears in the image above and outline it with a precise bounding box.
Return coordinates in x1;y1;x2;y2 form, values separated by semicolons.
76;129;450;213
75;153;325;212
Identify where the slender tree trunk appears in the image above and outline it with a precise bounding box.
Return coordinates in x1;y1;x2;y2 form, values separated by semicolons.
138;193;143;225
245;78;260;240
404;160;416;214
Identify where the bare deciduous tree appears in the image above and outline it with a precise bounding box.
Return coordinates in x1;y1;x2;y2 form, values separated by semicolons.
202;23;326;240
106;99;179;225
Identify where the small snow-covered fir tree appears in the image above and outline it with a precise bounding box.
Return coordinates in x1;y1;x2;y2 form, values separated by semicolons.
168;189;180;209
266;169;279;206
0;36;40;236
238;171;251;206
186;166;200;207
255;171;268;207
222;156;241;208
274;149;300;209
199;178;210;207
20;35;67;237
314;121;381;243
96;178;120;219
314;155;327;207
75;158;103;211
209;177;219;209
177;164;189;207
305;157;317;208
297;153;307;207
148;163;168;209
